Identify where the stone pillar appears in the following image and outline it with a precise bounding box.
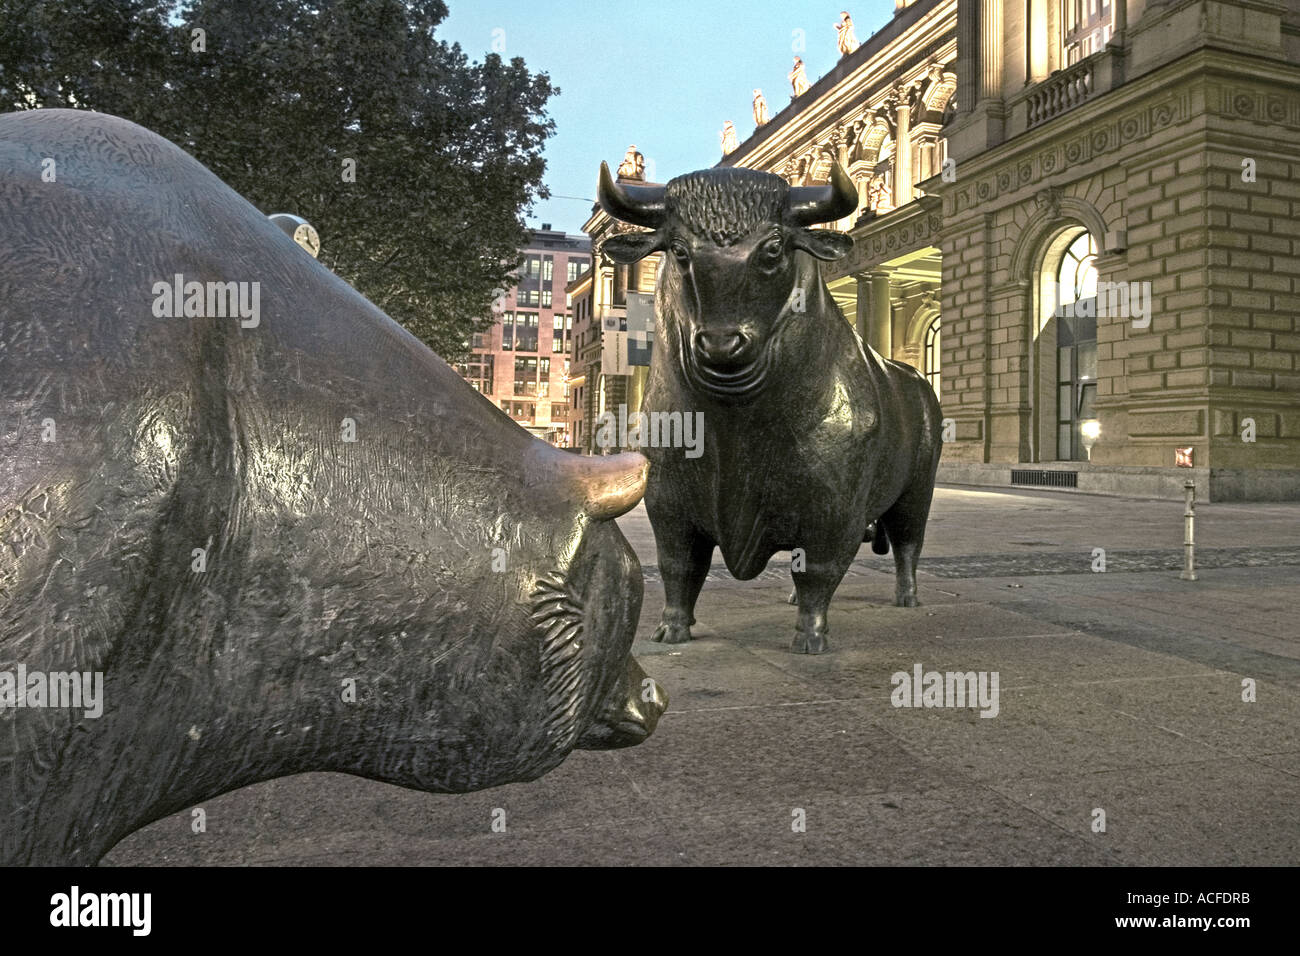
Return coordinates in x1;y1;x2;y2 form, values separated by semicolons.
957;0;979;115
893;96;912;208
870;271;893;359
855;275;871;343
980;0;1003;102
1113;0;1127;43
1027;0;1049;82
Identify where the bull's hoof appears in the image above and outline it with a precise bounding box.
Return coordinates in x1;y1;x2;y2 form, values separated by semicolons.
791;630;829;654
652;621;693;644
786;588;798;606
896;594;919;608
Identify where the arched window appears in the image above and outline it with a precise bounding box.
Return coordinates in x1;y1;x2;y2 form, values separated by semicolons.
924;313;941;400
1057;231;1098;307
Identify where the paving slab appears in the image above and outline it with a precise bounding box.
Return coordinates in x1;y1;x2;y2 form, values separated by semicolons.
986;758;1300;865
671;790;1115;866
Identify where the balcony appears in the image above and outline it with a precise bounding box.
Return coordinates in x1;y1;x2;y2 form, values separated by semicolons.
1026;57;1095;128
1017;45;1125;133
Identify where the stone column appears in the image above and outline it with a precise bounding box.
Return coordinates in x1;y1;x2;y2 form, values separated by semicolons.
893;94;912;208
1028;0;1049;82
957;0;979;115
980;0;1003;102
1113;0;1127;43
855;275;871;343
870;271;893;359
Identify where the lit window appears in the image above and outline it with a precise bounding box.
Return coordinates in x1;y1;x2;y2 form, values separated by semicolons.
924;314;941;400
1054;230;1099;461
1062;0;1112;66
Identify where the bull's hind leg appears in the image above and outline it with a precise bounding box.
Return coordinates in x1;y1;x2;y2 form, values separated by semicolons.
879;481;937;608
651;525;713;645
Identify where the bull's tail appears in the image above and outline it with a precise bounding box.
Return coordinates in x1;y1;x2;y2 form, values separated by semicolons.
867;520;890;555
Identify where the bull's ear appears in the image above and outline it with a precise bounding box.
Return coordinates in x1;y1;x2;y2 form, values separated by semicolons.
792;228;854;261
602;232;663;263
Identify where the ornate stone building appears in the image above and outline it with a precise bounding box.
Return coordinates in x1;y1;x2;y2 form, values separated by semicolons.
568;161;662;454
719;0;1300;499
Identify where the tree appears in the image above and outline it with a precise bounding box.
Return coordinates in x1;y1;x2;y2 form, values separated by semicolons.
0;0;555;359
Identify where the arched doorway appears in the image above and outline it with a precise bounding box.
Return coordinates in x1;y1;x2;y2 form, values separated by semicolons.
1035;228;1099;462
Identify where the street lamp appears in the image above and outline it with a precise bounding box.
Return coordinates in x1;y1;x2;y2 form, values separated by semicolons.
1081;419;1100;460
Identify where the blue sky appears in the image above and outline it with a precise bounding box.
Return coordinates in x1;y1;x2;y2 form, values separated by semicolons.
439;0;897;234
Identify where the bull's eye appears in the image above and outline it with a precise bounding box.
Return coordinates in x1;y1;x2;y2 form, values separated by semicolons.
759;236;784;264
670;241;691;266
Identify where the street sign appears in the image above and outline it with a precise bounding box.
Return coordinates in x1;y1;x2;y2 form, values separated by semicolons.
602;329;629;375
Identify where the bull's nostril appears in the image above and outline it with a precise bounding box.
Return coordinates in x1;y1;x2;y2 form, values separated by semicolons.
695;331;748;361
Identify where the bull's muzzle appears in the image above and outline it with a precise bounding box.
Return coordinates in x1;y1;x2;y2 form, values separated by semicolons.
692;328;754;369
577;655;667;750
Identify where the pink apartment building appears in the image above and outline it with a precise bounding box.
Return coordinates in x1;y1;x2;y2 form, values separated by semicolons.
455;225;591;446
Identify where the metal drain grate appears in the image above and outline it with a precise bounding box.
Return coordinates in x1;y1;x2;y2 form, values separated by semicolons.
1011;469;1079;488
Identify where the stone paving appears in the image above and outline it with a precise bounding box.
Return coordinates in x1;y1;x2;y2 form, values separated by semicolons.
104;486;1300;866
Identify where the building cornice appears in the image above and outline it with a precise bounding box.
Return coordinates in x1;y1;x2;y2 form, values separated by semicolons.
722;0;957;177
830;194;943;279
931;47;1300;221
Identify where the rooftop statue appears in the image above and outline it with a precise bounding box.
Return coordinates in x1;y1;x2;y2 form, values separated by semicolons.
720;121;739;155
836;11;860;56
789;57;810;97
617;144;645;181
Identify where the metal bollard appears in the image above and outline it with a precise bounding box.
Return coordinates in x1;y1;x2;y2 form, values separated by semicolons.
1180;479;1197;581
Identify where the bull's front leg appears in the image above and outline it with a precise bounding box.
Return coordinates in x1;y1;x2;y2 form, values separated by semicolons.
789;553;852;655
650;520;714;645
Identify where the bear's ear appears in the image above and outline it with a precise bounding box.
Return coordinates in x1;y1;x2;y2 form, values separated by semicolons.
602;232;664;263
791;228;854;261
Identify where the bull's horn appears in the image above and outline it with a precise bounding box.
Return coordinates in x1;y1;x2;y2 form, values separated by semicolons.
786;161;858;225
566;451;649;520
598;162;667;229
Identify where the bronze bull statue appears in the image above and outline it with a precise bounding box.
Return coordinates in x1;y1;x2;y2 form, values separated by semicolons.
0;109;665;865
597;161;942;654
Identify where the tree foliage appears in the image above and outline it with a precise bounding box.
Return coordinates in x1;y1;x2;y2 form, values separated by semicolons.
0;0;555;359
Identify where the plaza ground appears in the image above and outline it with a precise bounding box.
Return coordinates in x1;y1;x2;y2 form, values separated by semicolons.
105;485;1300;865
